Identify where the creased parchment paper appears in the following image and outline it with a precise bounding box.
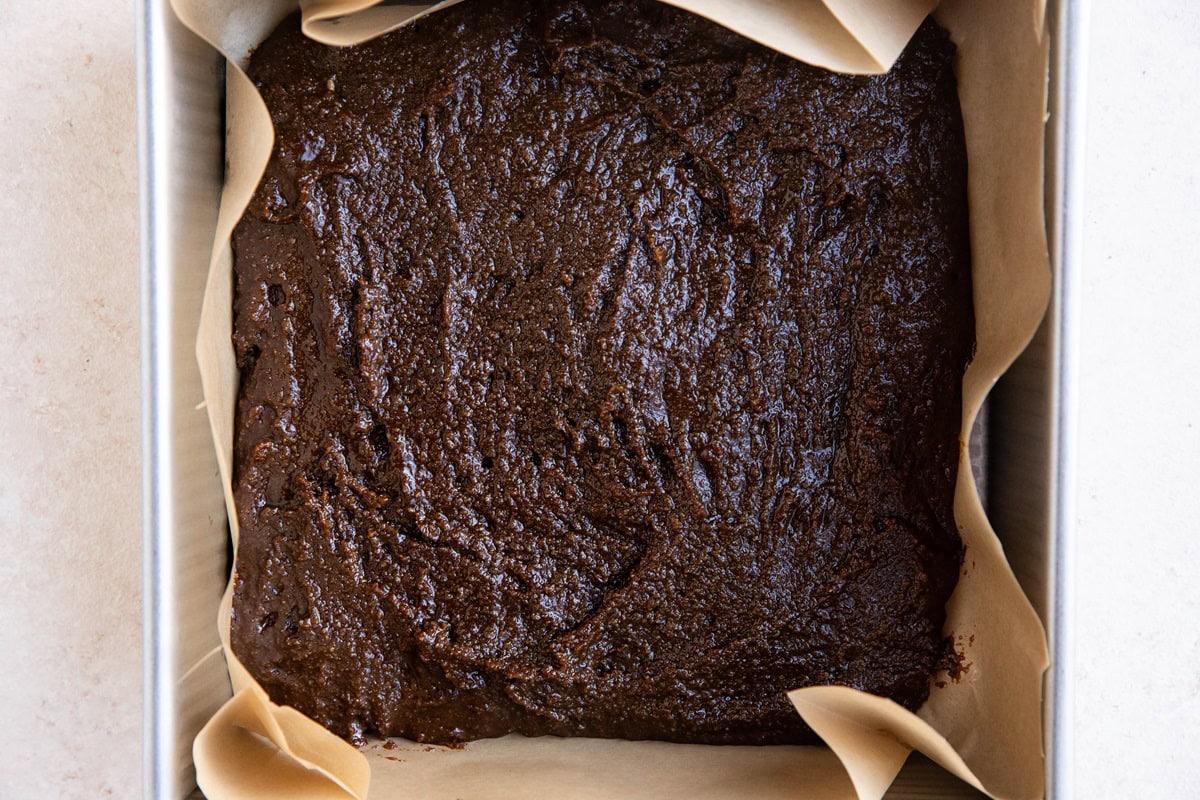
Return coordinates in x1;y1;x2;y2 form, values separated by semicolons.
184;0;1051;797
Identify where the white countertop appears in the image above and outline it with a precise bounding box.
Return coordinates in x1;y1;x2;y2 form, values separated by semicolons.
1;0;1197;796
1074;2;1200;796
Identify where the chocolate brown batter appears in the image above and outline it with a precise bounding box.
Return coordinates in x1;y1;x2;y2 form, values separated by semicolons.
230;0;972;746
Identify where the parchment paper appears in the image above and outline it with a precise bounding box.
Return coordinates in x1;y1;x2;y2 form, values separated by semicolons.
184;0;1052;797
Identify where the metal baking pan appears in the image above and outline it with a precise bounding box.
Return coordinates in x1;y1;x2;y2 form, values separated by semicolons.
138;1;1085;796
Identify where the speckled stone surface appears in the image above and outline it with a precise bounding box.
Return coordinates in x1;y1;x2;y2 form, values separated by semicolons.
0;2;140;797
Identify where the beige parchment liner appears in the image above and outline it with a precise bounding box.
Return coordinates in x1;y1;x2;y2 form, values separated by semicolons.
186;0;1051;797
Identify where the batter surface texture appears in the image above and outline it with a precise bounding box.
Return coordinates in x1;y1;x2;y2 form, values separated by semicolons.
230;0;973;745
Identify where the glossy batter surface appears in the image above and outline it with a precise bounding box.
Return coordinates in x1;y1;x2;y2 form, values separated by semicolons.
230;0;972;745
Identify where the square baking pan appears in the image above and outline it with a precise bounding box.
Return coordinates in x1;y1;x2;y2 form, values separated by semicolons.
138;1;1085;796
